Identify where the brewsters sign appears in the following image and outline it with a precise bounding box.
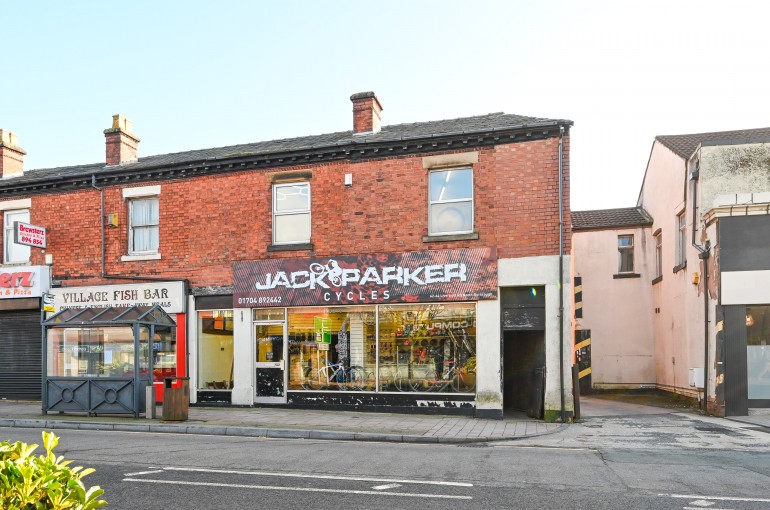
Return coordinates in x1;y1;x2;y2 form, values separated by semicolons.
233;248;497;307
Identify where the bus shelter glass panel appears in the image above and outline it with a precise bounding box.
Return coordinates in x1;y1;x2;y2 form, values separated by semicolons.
288;306;376;391
378;303;476;393
47;326;149;377
198;310;234;390
152;325;176;384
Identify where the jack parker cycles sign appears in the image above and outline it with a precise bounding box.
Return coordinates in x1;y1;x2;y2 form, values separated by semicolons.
233;248;497;307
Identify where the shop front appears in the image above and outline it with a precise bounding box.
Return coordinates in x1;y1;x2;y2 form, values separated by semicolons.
0;266;50;400
227;248;497;415
49;281;187;402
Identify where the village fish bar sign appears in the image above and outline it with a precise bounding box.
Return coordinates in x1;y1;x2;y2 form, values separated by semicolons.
51;281;186;313
233;248;498;307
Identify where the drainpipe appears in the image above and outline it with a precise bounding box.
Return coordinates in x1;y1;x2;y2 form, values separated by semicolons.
689;165;711;414
91;176;107;276
558;126;566;423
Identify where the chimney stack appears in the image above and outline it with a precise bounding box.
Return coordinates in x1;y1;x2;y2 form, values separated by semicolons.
350;91;383;135
104;114;140;165
0;130;26;178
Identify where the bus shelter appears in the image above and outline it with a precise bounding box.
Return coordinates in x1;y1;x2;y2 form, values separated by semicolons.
42;305;176;418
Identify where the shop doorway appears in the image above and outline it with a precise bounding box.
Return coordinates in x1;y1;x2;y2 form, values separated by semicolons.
503;331;545;418
501;286;546;419
254;321;287;404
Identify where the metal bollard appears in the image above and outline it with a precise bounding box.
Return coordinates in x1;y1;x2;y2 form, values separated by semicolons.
145;385;156;419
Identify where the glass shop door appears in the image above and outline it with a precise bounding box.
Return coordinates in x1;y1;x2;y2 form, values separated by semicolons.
254;321;287;404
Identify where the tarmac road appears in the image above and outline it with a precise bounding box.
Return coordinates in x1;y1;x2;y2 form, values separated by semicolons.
3;410;770;510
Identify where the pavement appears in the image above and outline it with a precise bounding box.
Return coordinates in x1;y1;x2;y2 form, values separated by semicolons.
1;396;767;444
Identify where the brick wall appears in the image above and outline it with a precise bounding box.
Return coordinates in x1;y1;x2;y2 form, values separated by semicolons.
0;137;569;289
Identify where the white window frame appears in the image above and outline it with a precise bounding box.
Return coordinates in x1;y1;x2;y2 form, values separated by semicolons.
676;211;686;267
272;181;311;245
121;186;161;260
618;234;634;273
428;167;474;236
654;232;662;278
3;208;31;264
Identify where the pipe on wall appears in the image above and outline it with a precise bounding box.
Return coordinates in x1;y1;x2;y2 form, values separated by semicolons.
558;126;566;423
688;163;711;414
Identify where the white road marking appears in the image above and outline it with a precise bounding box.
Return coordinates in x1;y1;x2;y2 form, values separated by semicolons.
123;478;472;500
123;470;164;477
663;494;770;503
492;445;593;451
162;466;473;487
372;483;402;490
687;500;715;507
683;507;734;510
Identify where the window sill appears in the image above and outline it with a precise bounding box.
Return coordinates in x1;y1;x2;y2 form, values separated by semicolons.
652;275;663;285
267;243;314;252
121;253;161;262
613;273;641;279
422;232;479;243
672;261;687;273
1;261;32;267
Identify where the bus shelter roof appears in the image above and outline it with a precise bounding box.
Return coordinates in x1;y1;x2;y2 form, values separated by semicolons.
43;304;176;327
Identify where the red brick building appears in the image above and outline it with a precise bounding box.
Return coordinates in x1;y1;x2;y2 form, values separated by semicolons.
0;92;573;420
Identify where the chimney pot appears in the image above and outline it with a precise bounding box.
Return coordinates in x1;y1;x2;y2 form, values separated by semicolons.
104;114;140;165
350;91;383;135
0;129;26;178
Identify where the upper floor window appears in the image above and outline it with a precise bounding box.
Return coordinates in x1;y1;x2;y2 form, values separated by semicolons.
618;235;634;273
654;232;663;278
676;212;686;267
129;197;159;254
3;209;30;264
273;182;310;245
428;168;473;235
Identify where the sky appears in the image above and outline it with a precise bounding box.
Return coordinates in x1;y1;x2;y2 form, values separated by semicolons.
3;0;770;211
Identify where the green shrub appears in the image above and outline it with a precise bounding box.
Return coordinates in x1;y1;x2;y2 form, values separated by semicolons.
0;431;107;509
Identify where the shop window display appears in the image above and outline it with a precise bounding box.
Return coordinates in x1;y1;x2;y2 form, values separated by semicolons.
747;305;770;400
283;303;476;394
378;303;476;393
288;306;376;391
198;310;234;390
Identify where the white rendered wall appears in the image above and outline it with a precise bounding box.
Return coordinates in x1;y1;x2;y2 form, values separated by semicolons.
572;227;655;387
188;295;198;404
639;142;706;397
231;307;255;405
498;254;573;416
475;298;502;412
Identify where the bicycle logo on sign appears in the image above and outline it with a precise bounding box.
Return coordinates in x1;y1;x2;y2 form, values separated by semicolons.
309;260;344;287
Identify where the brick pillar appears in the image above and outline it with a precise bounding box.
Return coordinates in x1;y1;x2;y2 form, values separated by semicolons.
0;130;26;178
350;91;383;134
104;115;140;165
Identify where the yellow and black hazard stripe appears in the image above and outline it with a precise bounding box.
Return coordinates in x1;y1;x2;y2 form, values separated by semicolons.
574;276;583;319
574;331;591;380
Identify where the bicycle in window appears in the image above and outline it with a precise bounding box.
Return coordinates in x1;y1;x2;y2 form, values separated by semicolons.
301;358;365;391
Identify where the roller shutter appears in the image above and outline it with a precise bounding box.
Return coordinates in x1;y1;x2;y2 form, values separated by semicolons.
0;310;42;400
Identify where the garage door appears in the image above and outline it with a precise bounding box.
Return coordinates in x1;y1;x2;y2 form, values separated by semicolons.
0;310;42;400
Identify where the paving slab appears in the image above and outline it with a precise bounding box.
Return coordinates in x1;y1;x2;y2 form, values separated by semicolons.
0;400;564;444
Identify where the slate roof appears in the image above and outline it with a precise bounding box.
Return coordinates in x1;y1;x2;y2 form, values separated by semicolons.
572;207;653;231
656;127;770;159
4;112;572;188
